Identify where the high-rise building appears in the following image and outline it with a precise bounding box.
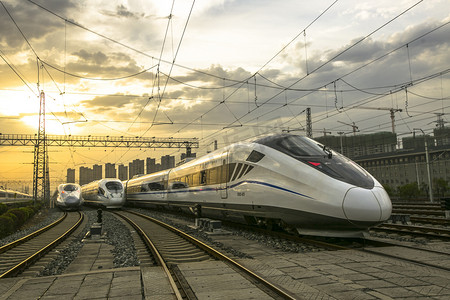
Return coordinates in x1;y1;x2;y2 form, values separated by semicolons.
105;163;116;178
93;164;102;180
181;152;196;161
118;164;128;181
146;157;156;174
79;166;93;186
161;155;175;170
66;168;75;183
129;159;145;179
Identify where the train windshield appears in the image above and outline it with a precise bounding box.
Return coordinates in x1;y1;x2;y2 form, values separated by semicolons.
255;134;374;189
275;135;327;156
105;182;123;192
64;184;78;192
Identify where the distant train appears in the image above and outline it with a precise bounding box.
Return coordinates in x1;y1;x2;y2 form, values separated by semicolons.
0;188;33;203
56;183;83;210
81;179;125;209
125;133;392;237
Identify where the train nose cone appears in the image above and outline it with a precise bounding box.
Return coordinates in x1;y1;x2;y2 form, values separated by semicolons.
65;196;81;207
342;187;392;226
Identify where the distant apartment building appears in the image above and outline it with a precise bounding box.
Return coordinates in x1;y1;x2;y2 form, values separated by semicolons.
181;152;196;161
66;168;75;183
316;129;450;192
79;166;93;186
161;155;175;170
93;164;102;180
129;159;145;178
105;163;116;178
316;132;398;158
118;164;128;181
146;157;157;174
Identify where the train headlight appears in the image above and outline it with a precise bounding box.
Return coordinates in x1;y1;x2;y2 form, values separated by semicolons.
342;187;382;222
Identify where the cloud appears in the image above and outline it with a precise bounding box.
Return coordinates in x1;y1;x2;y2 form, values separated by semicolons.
100;4;144;19
0;0;77;50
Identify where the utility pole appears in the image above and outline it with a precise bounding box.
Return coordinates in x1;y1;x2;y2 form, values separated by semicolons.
337;132;345;154
306;108;312;138
414;128;433;203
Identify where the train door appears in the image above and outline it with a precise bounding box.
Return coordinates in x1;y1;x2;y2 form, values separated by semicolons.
163;171;169;204
220;151;229;199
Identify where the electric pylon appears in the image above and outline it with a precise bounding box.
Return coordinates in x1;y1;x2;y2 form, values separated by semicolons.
33;91;49;204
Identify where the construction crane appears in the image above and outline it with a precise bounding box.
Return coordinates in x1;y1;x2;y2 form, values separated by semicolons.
355;107;402;134
337;121;359;135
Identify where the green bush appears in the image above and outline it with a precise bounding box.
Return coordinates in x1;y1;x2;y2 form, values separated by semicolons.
3;212;18;226
0;204;41;238
0;215;14;238
6;208;27;227
19;207;35;220
398;182;421;199
0;203;7;215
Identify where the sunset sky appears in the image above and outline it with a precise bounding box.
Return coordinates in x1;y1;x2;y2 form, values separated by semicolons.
0;0;449;191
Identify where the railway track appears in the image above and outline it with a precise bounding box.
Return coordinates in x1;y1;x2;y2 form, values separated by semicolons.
392;202;446;216
384;201;450;239
129;208;450;278
0;211;84;278
114;210;296;300
302;234;450;273
372;223;450;240
411;216;450;226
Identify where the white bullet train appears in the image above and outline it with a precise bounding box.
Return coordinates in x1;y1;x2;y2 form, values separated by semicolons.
125;134;392;237
56;183;83;210
81;179;125;209
0;189;33;203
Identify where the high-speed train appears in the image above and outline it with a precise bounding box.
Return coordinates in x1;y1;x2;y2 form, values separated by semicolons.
56;183;83;210
0;189;33;203
81;179;125;208
125;134;392;237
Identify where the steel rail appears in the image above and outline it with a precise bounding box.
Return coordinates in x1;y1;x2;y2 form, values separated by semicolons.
113;211;183;300
126;210;297;300
0;211;84;278
375;223;450;239
0;212;67;254
410;216;450;226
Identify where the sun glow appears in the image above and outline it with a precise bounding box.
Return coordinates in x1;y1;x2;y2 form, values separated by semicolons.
20;115;84;135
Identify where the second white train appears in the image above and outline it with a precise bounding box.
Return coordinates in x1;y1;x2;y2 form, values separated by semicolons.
81;179;125;209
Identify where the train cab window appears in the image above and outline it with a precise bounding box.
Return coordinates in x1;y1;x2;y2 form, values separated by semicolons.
105;182;123;191
0;192;6;197
255;134;324;157
255;134;374;189
64;184;78;192
279;136;325;157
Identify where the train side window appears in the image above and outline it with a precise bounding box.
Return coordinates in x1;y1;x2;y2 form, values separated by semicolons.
192;172;200;186
246;150;265;163
209;167;220;185
150;182;164;191
172;182;187;189
141;184;150;192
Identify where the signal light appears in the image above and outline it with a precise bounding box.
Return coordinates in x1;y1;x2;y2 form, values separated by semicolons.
308;161;321;167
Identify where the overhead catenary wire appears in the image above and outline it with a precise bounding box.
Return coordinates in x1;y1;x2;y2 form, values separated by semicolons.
194;13;445;148
2;0;447;166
